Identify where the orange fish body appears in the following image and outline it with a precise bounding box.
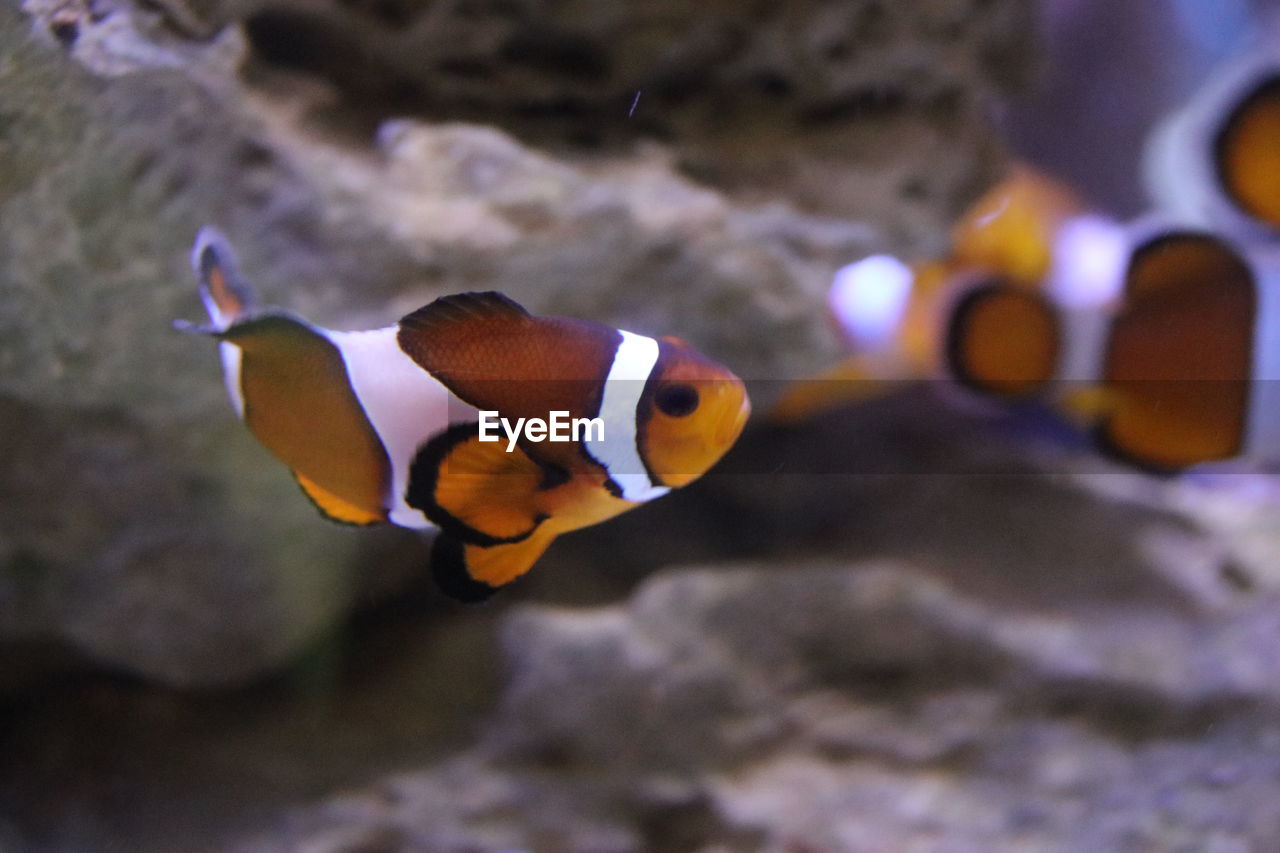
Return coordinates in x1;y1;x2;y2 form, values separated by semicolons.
182;228;750;600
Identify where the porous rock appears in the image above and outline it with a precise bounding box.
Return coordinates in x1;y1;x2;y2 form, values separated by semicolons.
244;556;1280;852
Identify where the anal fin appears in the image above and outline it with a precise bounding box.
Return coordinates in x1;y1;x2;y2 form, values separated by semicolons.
294;471;387;526
431;528;558;602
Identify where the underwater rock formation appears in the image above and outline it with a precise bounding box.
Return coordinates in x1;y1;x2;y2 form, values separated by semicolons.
245;548;1280;851
1;0;1025;687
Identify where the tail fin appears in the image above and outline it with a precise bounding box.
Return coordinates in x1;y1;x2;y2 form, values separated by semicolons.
180;227;257;333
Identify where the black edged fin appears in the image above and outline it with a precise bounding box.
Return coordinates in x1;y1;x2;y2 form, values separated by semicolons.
1098;230;1254;470
431;534;500;602
398;291;530;336
1123;231;1251;302
218;312;395;520
405;423;547;547
430;528;558;599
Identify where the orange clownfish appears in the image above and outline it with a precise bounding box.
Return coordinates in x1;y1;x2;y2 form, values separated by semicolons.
774;161;1280;472
1079;225;1280;471
771;168;1129;420
930;222;1280;472
179;228;750;601
785;213;1280;472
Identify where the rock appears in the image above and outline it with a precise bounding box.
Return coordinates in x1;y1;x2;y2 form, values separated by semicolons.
144;0;1031;250
0;0;379;684
243;556;1280;851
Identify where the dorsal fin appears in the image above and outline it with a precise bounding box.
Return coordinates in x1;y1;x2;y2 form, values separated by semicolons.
396;291;621;430
399;291;531;335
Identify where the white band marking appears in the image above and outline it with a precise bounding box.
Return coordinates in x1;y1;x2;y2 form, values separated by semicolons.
586;330;670;503
330;327;467;529
220;341;246;418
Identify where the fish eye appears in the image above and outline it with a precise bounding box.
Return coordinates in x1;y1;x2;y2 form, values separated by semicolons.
655;383;699;417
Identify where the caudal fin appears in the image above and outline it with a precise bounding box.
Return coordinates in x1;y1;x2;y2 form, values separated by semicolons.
184;227;258;332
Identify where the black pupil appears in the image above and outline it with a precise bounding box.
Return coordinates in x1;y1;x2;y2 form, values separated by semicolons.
656;384;699;417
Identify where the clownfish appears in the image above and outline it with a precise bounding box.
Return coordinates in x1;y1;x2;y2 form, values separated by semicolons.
771;168;1129;421
1145;46;1280;242
921;221;1280;472
179;228;750;601
775;167;1280;472
1081;225;1280;470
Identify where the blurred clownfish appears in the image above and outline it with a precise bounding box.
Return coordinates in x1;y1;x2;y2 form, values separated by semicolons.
1145;45;1280;242
178;228;750;601
776;169;1280;472
772;168;1129;421
1082;225;1280;471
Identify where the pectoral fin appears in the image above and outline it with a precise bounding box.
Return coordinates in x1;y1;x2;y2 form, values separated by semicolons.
407;424;552;547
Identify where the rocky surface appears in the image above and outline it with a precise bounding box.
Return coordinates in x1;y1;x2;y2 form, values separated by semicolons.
241;562;1280;852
